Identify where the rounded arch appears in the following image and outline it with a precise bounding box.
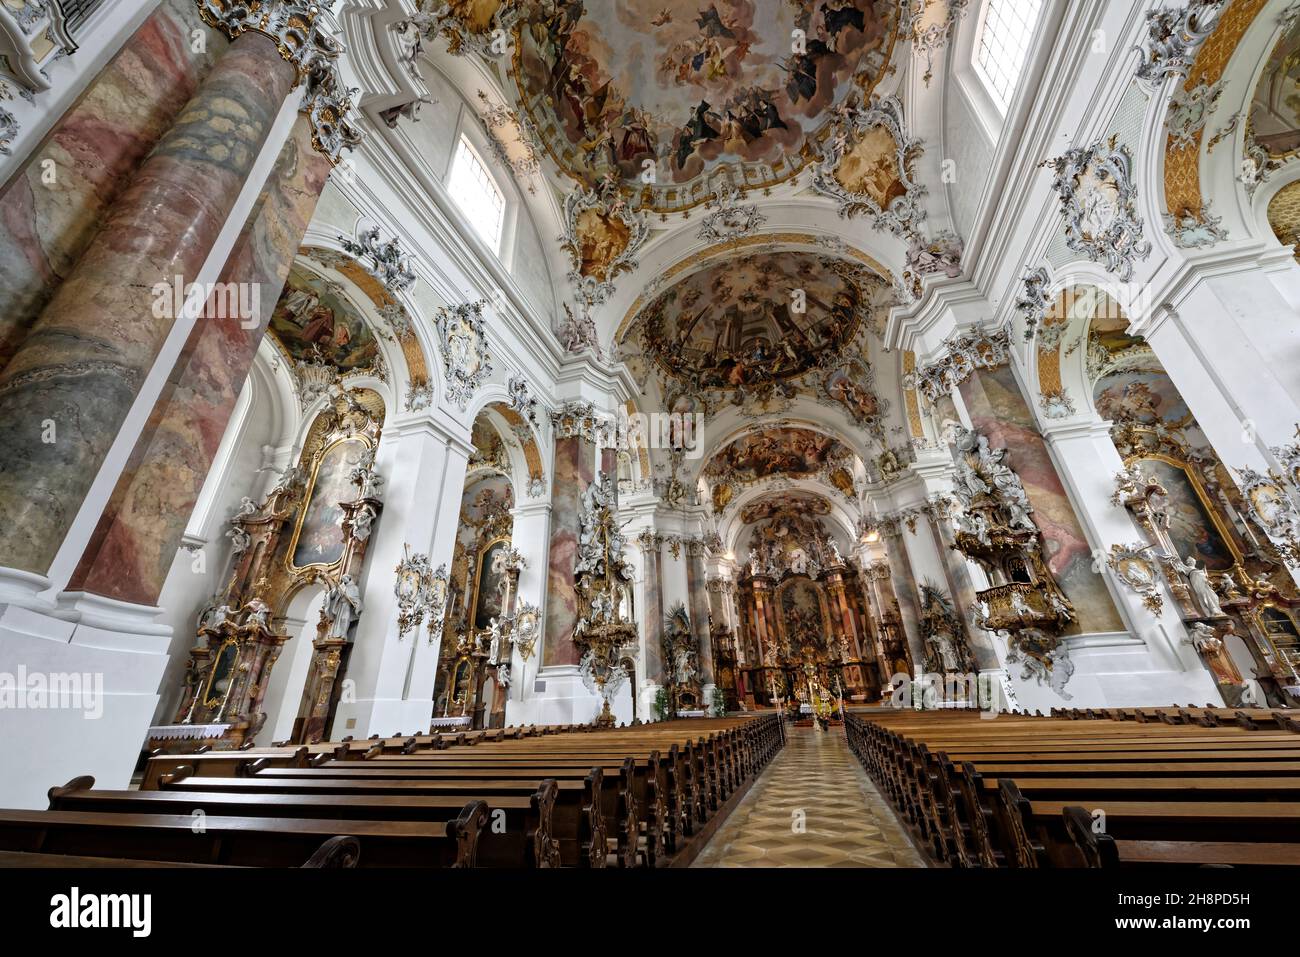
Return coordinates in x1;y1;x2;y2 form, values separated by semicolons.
294;235;440;411
1138;0;1295;252
461;383;548;496
717;482;860;561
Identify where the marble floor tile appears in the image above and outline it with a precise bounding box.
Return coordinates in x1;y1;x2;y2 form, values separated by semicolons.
692;726;930;868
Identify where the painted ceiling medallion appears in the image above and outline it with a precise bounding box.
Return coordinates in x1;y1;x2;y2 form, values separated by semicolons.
559;174;650;308
1041;136;1151;282
1236;467;1300;567
738;490;832;524
703;427;853;486
812;93;925;238
817;356;886;436
511;0;900;210
434;299;493;410
626;250;881;396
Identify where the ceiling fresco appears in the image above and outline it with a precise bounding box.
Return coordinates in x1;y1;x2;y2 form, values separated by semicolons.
738;489;833;524
703;427;852;483
1250;15;1300;157
623;249;884;398
269;265;381;373
512;0;900;201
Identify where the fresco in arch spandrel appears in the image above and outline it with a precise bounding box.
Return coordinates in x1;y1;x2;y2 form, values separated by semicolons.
268;265;379;373
514;0;898;191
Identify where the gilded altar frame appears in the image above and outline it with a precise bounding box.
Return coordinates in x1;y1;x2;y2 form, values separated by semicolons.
286;433;378;576
1122;449;1245;569
202;637;240;708
468;534;512;634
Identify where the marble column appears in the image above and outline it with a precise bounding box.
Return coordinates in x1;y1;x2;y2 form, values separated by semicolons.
638;529;665;684
0;0;222;367
882;522;926;668
685;538;714;688
751;577;772;663
542;417;596;668
824;571;859;657
63;115;333;608
0;30;299;576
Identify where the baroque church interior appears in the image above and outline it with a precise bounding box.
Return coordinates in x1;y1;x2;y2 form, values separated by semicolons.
5;0;1300;895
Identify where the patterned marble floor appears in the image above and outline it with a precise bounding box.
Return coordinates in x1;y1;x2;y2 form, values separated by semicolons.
692;725;930;868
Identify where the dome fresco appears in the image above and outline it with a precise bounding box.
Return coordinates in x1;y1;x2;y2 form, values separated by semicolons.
512;0;900;201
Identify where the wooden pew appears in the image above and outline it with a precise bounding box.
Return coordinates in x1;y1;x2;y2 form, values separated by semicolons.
844;709;1300;869
48;776;554;868
0;806;485;867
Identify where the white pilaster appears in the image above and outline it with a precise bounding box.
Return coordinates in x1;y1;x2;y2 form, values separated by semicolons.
330;411;472;738
1039;415;1220;709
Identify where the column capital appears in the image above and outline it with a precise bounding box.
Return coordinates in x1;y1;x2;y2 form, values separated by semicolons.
1040;415;1118;445
388;410;474;457
196;1;362;163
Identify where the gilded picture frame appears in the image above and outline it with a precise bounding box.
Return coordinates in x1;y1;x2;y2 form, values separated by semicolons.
286;434;375;574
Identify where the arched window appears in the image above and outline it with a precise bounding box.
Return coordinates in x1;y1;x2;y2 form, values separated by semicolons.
973;0;1043;111
448;136;506;251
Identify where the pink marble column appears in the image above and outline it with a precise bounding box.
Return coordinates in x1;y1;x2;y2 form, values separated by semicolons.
0;31;299;576
0;0;222;368
543;431;596;667
66;116;333;605
685;541;714;685
640;532;665;683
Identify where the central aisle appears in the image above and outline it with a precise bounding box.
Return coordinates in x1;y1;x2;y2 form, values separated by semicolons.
693;724;929;867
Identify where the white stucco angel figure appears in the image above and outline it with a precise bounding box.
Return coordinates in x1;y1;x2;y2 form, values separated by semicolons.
1047;645;1074;699
350;447;385;501
226;525;251;556
351;504;377;543
233;496;258;519
933;633;960;671
1009;589;1034;619
243;598;271;631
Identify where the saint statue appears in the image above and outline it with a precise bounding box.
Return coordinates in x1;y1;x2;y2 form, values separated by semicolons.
1172;554;1225;618
323;574;363;640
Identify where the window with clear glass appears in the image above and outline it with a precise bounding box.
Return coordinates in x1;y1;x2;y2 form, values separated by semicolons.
448;137;505;250
974;0;1043;111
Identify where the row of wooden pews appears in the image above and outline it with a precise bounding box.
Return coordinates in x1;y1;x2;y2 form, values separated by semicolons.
0;715;784;869
845;707;1300;868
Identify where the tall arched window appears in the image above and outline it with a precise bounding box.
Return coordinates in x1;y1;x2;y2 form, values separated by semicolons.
448;136;506;251
974;0;1043;111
